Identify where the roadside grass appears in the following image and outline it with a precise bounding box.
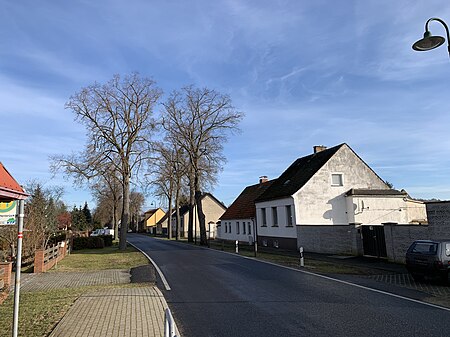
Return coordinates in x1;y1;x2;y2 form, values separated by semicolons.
0;243;149;337
206;239;378;275
48;244;148;272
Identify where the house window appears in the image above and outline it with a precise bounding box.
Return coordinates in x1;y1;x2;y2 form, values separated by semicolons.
224;223;227;233
286;205;293;227
236;221;240;234
243;222;246;234
331;173;343;186
248;222;251;235
261;208;267;226
272;207;278;227
229;223;232;234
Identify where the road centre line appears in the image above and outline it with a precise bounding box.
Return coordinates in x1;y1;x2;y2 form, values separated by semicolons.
127;241;171;291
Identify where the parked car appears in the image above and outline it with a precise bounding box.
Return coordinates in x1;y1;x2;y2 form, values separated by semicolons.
405;240;450;282
90;228;114;237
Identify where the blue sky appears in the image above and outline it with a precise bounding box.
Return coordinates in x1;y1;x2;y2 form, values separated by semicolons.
1;0;450;209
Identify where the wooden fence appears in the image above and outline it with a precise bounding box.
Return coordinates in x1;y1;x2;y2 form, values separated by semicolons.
34;240;70;273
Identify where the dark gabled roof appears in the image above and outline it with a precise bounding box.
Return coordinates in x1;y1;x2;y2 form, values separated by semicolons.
345;189;407;197
256;144;345;202
220;180;274;220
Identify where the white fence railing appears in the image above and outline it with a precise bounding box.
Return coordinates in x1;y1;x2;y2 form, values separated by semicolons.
164;308;178;337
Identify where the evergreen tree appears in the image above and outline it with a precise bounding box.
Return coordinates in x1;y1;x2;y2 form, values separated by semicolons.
82;202;93;226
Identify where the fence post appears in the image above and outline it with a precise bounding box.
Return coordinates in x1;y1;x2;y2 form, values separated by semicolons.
235;240;239;254
299;247;304;267
34;249;45;273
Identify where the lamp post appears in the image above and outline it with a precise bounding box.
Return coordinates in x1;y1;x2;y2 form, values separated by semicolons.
412;17;450;57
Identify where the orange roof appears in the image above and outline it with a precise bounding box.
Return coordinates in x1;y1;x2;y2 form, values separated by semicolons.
0;162;28;201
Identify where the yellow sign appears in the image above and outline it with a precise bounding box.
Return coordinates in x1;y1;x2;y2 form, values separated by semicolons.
0;201;17;225
0;201;16;213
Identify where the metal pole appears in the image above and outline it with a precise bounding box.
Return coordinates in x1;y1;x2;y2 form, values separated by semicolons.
12;199;24;337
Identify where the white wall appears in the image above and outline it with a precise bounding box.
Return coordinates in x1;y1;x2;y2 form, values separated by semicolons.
217;218;255;243
346;195;427;225
255;197;297;239
294;145;388;225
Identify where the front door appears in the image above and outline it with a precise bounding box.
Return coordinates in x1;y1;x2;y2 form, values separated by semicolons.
361;225;387;258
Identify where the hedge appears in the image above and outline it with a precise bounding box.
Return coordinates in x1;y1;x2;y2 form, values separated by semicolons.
73;237;105;250
98;235;113;247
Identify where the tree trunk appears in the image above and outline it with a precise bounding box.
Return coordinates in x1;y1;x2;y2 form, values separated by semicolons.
112;202;118;240
194;173;207;246
188;179;195;243
119;175;130;250
167;194;173;239
175;187;180;241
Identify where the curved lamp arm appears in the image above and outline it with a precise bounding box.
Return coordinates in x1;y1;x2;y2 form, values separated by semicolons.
425;17;450;47
413;17;450;57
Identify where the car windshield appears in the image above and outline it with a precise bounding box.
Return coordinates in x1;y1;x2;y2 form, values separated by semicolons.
411;242;438;255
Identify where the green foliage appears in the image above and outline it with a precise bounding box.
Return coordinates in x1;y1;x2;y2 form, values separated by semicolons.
72;237;105;250
71;205;88;231
82;202;93;226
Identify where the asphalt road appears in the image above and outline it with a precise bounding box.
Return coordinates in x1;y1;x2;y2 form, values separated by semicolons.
128;234;450;337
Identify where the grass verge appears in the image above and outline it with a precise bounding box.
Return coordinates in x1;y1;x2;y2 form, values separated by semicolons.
207;240;378;275
48;244;148;272
0;243;149;337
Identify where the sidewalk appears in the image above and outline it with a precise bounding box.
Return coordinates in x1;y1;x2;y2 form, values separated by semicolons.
17;268;168;337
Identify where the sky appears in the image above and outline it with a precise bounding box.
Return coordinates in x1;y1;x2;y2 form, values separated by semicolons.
1;0;450;210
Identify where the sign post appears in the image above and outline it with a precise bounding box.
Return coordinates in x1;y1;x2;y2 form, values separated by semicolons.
12;199;24;337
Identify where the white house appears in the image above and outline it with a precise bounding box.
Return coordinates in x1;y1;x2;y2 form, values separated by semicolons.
254;143;427;256
217;176;273;244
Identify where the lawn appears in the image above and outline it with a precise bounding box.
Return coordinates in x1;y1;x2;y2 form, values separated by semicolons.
208;240;374;275
48;244;148;272
0;243;148;337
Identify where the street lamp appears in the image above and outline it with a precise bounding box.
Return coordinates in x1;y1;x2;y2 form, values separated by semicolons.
412;17;450;57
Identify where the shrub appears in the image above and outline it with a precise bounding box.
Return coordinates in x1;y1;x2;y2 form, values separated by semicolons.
73;237;105;250
98;235;113;247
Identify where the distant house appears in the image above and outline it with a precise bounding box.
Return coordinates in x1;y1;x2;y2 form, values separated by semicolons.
254;143;427;256
156;213;169;236
142;208;166;234
171;193;227;239
217;176;273;244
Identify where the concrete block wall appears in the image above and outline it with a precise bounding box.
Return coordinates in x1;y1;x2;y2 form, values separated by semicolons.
297;225;361;255
426;202;450;239
383;223;430;263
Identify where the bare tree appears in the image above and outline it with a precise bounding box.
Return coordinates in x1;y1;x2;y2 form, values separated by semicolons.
23;182;66;255
54;73;162;250
162;86;243;245
150;142;188;239
129;191;145;232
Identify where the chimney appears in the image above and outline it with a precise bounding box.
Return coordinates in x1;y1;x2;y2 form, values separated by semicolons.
259;176;268;184
313;145;327;154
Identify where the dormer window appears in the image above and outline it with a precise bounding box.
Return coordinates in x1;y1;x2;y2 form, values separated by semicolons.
331;173;343;186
